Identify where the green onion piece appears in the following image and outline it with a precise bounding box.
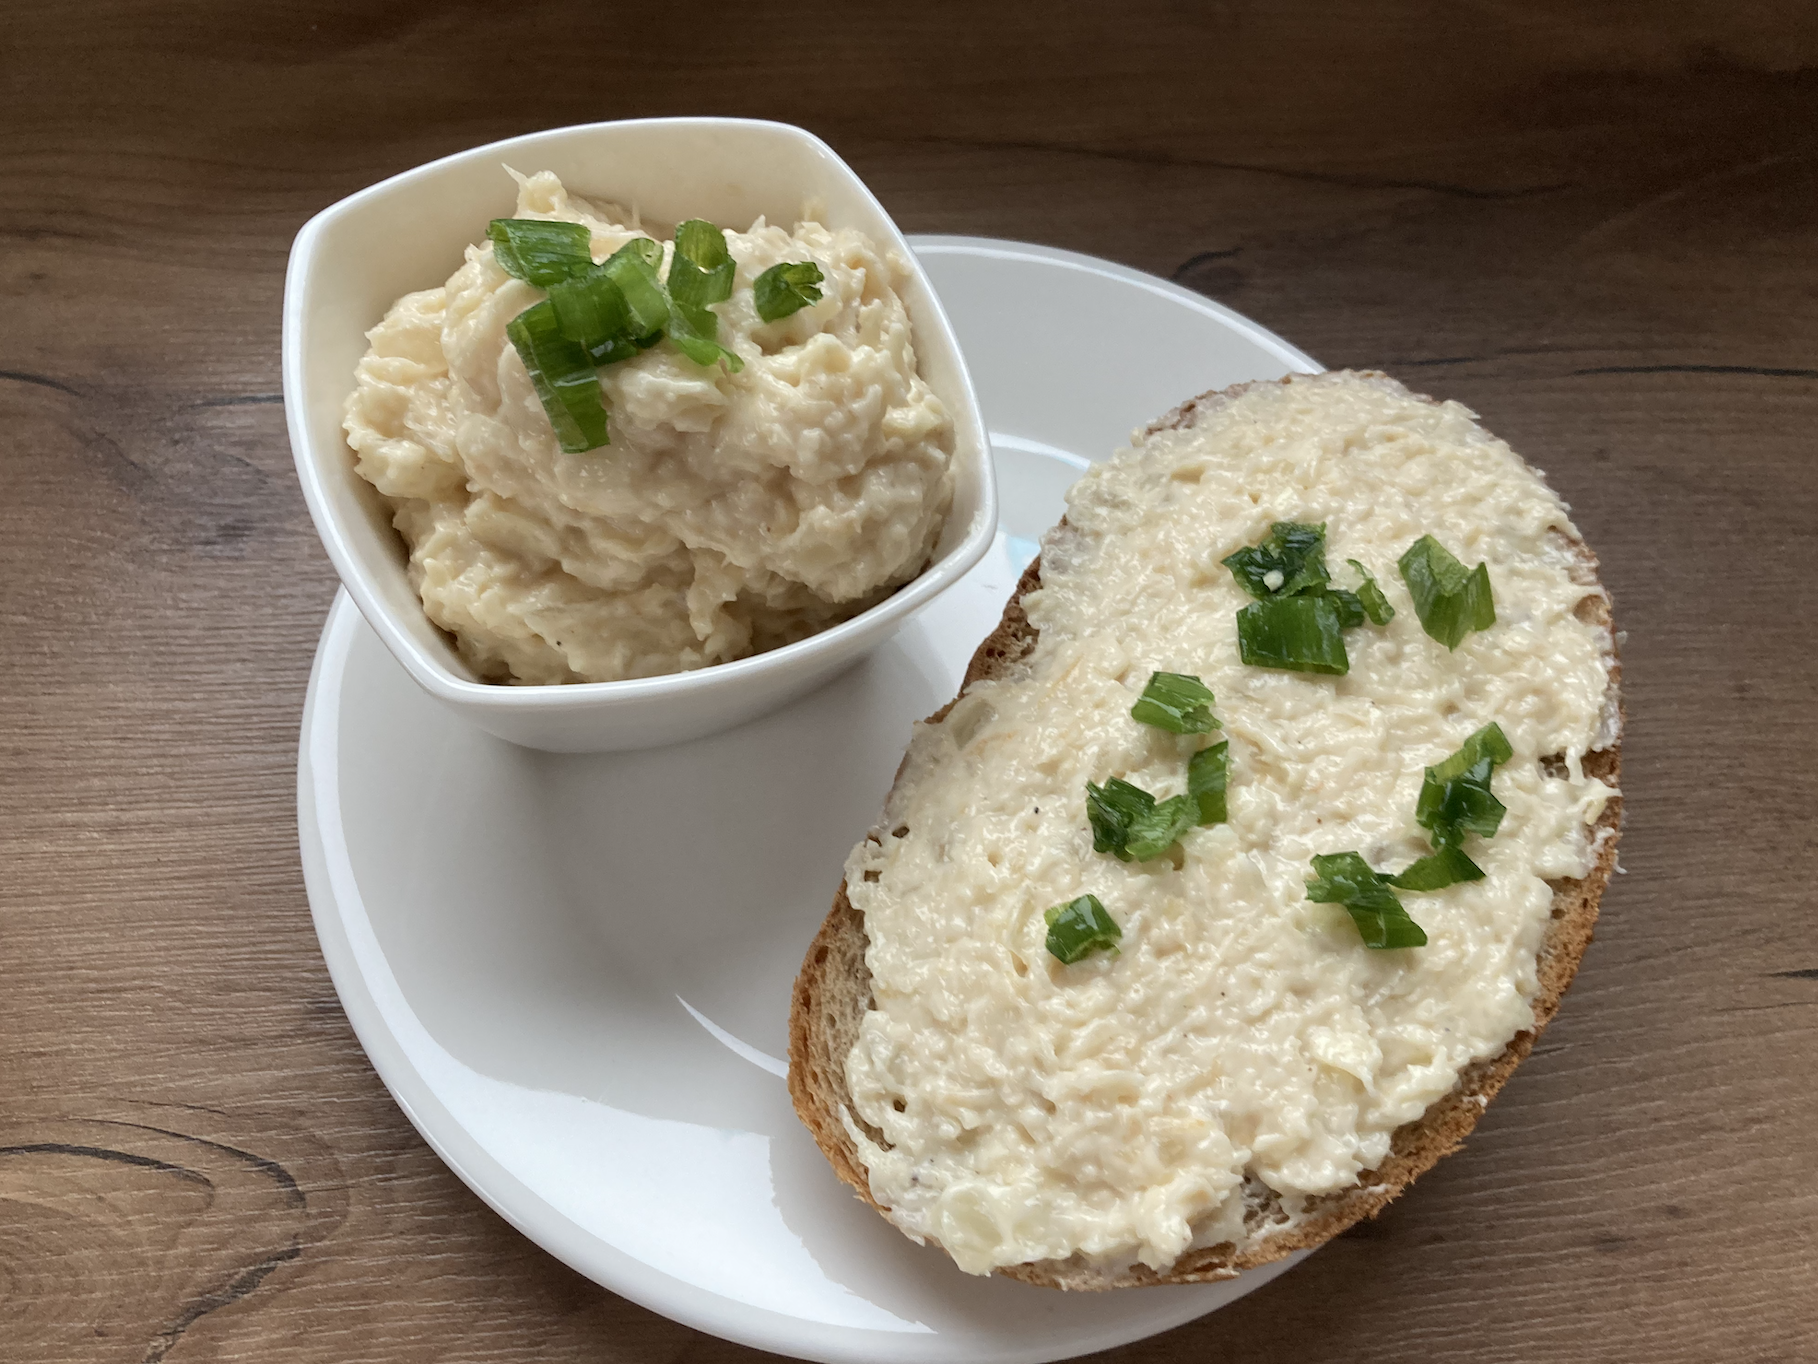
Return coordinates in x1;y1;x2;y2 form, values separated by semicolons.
588;335;645;366
668;219;736;307
1387;844;1485;890
1416;722;1514;848
546;264;641;366
505;301;608;453
1348;559;1395;625
667;301;745;373
1398;535;1495;649
1086;776;1154;861
657;226;742;373
1124;794;1196;862
597;240;671;344
1044;894;1123;964
1236;595;1349;675
1306;852;1428;949
1326;587;1366;630
1223;521;1331;600
1131;671;1219;734
754;261;825;321
617;236;664;270
488;219;594;287
1187;741;1229;825
1088;771;1202;861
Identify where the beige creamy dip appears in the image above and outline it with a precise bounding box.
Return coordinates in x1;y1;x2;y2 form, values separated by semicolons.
343;172;954;684
843;373;1618;1276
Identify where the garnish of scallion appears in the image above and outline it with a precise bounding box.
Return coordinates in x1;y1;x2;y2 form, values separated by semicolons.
1086;777;1156;863
1311;720;1514;928
1086;778;1198;863
668;220;736;305
1187;741;1229;825
504;301;609;453
1415;722;1514;848
665;220;743;373
488;219;594;288
1223;521;1330;600
1086;671;1227;862
493;225;663;449
1236;595;1350;675
754;261;825;322
1124;795;1198;863
548;265;638;366
1387;844;1485;891
1085;739;1227;865
600;238;671;346
1130;671;1218;734
1223;524;1391;676
1399;535;1495;649
1306;852;1429;949
1348;559;1396;625
491;212;782;449
1044;894;1122;964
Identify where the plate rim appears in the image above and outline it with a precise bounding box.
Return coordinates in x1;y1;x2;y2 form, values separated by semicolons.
909;235;1321;377
297;236;1323;1362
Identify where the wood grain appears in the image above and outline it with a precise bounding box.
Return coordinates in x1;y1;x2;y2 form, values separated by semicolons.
3;1;1815;1359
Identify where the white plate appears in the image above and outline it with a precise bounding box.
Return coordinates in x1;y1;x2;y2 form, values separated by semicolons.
298;238;1322;1363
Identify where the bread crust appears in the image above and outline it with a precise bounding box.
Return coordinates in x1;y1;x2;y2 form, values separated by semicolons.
787;374;1623;1289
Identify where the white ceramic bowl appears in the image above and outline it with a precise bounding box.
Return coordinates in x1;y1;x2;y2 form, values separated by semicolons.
283;119;994;753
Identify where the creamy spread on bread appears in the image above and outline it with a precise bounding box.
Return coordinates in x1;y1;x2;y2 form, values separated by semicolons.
343;171;954;684
841;372;1617;1276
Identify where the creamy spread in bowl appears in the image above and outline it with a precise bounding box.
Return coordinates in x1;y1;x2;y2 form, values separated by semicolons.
343;171;955;685
841;374;1618;1276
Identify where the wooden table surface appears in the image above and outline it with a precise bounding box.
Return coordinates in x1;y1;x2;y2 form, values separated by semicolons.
5;2;1816;1360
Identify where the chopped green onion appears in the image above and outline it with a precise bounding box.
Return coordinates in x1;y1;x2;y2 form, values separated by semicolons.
1124;794;1196;862
599;240;671;344
1086;776;1155;861
505;300;609;453
1236;595;1349;675
1348;559;1395;625
1399;535;1495;649
668;220;736;307
1131;671;1218;734
488;219;594;288
1306;852;1428;949
1044;894;1123;964
1326;587;1366;630
1187;741;1229;825
547;265;641;366
754;261;825;321
1087;755;1219;862
1223;521;1331;600
1387;844;1485;890
616;236;664;270
661;222;743;372
1223;524;1393;669
1416;722;1513;848
1298;724;1510;931
667;301;744;372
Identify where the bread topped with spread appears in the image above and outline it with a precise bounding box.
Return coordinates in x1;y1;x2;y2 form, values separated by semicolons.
788;371;1622;1288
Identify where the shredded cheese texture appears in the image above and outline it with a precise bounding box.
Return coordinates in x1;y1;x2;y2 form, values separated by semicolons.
343;171;953;684
843;373;1617;1276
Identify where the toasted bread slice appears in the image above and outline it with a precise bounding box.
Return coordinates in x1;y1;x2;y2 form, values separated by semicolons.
788;374;1623;1289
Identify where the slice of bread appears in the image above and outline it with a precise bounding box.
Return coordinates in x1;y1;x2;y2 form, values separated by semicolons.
787;373;1623;1289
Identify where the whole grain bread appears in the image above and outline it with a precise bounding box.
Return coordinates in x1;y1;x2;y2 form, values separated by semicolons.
787;374;1623;1289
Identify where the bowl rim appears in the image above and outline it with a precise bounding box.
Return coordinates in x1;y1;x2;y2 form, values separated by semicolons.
282;116;996;712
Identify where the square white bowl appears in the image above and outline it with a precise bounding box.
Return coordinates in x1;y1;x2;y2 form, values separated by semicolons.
283;118;995;753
